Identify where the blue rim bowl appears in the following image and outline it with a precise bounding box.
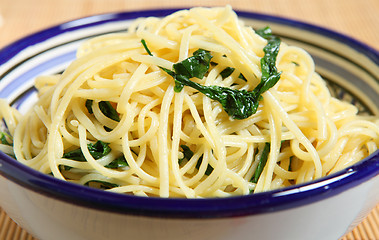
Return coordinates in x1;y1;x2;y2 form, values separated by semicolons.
0;8;378;219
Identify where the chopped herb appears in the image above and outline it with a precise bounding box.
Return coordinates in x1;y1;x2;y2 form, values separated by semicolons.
105;155;129;168
104;126;113;132
0;132;12;146
220;67;235;78
85;99;94;114
195;155;214;176
62;140;111;162
99;101;120;122
238;73;247;81
84;180;119;189
255;26;273;39
179;145;194;165
173;49;213;91
141;27;281;120
250;140;288;184
251;142;270;183
63;148;86;162
291;61;300;66
85;100;120;122
254;26;282;101
178;145;213;175
220;67;247;81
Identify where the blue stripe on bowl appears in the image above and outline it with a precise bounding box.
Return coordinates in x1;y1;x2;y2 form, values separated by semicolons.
0;9;378;218
236;10;379;67
0;9;182;67
0;51;76;99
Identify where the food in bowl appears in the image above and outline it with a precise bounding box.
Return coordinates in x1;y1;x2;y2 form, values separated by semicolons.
0;6;378;199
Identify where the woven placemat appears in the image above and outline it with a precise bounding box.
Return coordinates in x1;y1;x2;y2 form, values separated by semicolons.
1;205;379;240
0;210;35;240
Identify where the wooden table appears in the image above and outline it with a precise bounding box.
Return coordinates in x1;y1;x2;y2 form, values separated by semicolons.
0;0;378;239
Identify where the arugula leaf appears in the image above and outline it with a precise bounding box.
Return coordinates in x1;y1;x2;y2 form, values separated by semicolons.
85;99;94;114
99;101;120;122
161;49;213;92
0;132;12;146
255;26;272;39
62;140;111;162
62;142;129;170
255;26;282;95
291;61;300;66
250;140;289;184
220;67;235;78
142;40;256;119
174;78;260;120
141;28;281;120
141;40;211;92
62;148;85;161
195;155;214;176
85;180;119;189
173;49;212;87
85;100;120;122
179;145;213;175
251;142;270;183
179;145;194;165
220;67;246;81
105;155;129;168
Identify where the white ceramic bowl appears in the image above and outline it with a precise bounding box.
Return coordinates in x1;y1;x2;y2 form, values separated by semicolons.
0;9;378;240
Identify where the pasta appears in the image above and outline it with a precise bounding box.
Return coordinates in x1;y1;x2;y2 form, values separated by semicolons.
0;6;378;198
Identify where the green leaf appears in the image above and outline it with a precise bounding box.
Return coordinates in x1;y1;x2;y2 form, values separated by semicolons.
141;39;153;56
85;100;120;122
179;145;213;175
99;101;120;122
173;49;212;80
238;73;247;81
173;49;212;92
141;28;281;120
84;180;119;189
253;26;282;100
220;67;235;78
179;145;194;165
61;141;111;171
0;132;12;146
62;148;85;162
105;155;129;168
62;140;111;162
141;39;184;92
251;142;270;183
88;140;112;159
85;99;93;114
220;67;246;81
291;61;299;66
195;155;213;176
255;26;272;39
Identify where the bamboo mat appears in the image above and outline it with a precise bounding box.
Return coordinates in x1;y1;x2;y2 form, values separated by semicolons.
0;0;378;239
1;206;379;240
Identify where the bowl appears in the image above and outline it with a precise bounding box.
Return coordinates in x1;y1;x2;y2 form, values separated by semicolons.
0;8;379;240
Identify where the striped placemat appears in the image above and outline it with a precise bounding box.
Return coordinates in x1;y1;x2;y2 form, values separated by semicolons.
0;210;35;240
1;204;379;240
